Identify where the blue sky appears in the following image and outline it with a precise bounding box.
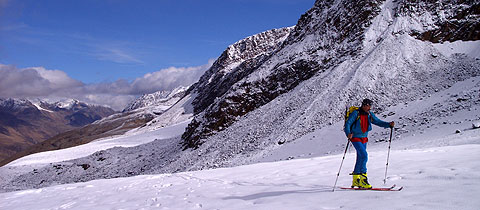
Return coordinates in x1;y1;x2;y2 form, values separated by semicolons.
0;0;314;110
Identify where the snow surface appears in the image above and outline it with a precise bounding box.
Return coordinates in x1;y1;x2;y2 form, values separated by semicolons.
1;135;479;210
137;93;196;132
56;99;82;109
32;102;53;113
433;40;480;59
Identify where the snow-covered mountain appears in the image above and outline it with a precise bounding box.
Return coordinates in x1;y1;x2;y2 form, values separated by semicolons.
0;2;479;208
182;0;480;150
190;27;294;114
122;86;189;113
0;98;116;163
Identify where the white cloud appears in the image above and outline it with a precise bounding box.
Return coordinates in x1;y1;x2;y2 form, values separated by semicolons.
0;64;80;98
130;59;215;94
0;61;213;110
31;67;84;89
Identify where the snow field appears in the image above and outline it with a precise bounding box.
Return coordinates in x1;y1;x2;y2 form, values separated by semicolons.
1;140;479;210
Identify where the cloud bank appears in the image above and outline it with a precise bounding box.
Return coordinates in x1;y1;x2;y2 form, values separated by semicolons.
0;61;213;110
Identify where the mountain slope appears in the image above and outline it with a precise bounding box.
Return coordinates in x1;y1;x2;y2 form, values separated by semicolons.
180;0;479;159
122;86;189;113
182;0;480;149
1;75;478;193
183;1;386;147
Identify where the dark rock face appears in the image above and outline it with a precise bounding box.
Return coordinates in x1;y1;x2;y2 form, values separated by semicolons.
191;27;294;114
401;0;480;42
183;0;385;149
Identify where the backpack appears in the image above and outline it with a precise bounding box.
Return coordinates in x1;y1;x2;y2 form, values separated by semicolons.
344;106;372;131
344;106;360;130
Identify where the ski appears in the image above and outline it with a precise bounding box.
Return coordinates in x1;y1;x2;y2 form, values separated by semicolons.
339;184;403;191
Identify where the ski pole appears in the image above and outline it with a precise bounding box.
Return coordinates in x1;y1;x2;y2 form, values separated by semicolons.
383;127;393;184
333;139;350;192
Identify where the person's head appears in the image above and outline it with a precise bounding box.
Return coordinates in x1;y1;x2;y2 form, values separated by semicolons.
361;98;372;112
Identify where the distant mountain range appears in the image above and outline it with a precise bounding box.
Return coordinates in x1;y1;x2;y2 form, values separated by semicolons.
0;98;116;162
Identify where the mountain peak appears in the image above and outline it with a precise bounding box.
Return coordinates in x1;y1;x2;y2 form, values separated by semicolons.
0;98;35;111
122;86;189;113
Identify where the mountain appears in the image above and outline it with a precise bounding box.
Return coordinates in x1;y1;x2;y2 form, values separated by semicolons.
0;98;116;162
0;0;479;193
122;86;189;113
182;0;480;149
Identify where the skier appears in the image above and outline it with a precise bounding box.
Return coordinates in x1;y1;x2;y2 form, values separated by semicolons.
344;99;394;188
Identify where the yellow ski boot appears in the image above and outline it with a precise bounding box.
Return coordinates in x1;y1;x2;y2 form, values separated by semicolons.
359;173;372;189
351;174;361;188
351;173;372;188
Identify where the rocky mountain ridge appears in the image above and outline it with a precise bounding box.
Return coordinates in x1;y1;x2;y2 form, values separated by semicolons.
183;0;389;148
190;27;294;114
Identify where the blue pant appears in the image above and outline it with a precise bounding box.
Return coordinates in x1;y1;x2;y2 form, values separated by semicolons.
352;141;368;174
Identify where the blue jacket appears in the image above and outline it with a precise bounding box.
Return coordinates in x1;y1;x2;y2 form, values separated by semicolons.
344;110;390;138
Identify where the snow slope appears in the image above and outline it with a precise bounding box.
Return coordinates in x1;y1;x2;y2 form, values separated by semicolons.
259;76;480;163
1;133;479;210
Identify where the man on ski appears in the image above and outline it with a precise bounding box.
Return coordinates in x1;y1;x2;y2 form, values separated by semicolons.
344;99;394;188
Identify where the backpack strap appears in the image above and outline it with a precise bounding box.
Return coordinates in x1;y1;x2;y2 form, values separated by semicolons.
350;110;361;131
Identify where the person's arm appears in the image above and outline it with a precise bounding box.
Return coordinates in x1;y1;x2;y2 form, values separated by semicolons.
370;112;392;128
344;110;358;138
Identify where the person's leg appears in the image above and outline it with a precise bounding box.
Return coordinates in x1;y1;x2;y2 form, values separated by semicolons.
360;142;368;173
352;141;368;174
353;142;371;188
